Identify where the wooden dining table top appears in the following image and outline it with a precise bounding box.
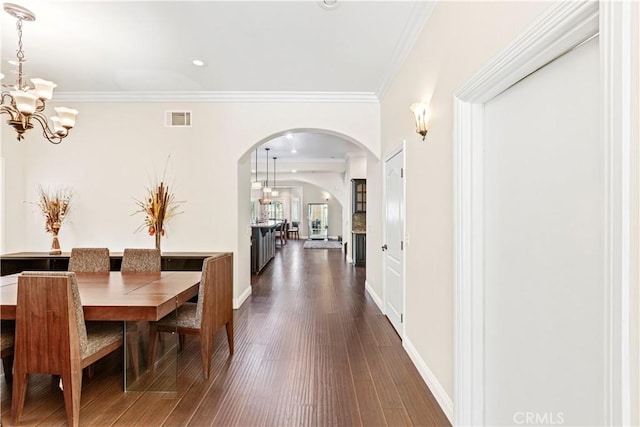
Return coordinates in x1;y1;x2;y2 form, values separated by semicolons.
0;271;202;321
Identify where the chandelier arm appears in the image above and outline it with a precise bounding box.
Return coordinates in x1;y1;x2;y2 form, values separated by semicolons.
0;105;19;121
1;92;14;104
35;99;46;113
29;113;63;144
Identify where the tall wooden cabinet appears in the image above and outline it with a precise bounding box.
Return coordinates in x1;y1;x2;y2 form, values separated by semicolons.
351;179;366;266
352;179;366;212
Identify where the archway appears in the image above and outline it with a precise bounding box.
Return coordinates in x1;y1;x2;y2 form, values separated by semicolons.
235;127;375;306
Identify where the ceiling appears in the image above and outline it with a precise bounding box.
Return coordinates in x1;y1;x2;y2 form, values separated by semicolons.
1;0;431;168
250;131;365;178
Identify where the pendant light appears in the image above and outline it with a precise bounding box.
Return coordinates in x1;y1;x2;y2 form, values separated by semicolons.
271;156;279;197
263;148;272;193
251;148;262;189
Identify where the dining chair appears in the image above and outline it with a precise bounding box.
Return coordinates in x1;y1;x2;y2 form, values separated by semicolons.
0;321;14;383
275;219;288;246
148;254;233;379
68;247;110;272
288;221;299;240
121;248;161;272
120;248;161;377
11;272;123;427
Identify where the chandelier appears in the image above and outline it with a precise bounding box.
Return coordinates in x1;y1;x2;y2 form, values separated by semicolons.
0;3;78;144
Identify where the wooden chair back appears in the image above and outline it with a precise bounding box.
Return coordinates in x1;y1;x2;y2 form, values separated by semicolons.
13;271;122;427
195;255;233;337
69;248;110;272
14;272;86;375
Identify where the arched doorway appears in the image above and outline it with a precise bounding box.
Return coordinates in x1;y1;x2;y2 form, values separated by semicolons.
237;128;371;285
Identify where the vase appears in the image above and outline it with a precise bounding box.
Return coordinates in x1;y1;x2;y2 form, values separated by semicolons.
50;230;61;255
155;232;162;252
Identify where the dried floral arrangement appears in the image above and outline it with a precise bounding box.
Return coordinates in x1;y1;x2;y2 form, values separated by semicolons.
134;180;183;250
36;185;73;254
37;185;73;234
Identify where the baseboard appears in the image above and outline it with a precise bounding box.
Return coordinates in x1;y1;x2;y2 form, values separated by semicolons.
403;337;454;425
233;285;252;309
364;280;384;313
346;255;354;264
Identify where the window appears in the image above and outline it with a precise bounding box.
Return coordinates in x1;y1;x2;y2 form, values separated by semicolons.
268;200;284;220
291;198;300;222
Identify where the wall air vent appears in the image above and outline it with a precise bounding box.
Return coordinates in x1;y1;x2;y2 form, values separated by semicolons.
165;111;192;127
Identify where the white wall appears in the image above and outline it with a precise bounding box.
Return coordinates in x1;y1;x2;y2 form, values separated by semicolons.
483;37;602;426
2;100;379;309
0;135;26;254
634;5;640;421
379;0;550;405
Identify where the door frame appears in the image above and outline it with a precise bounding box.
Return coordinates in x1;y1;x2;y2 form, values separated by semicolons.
383;142;407;338
453;2;638;425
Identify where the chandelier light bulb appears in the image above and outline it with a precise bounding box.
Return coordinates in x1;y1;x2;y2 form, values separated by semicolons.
10;90;37;115
30;78;56;100
54;107;79;129
50;117;67;136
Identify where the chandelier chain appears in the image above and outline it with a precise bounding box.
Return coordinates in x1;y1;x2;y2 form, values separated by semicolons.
16;18;25;89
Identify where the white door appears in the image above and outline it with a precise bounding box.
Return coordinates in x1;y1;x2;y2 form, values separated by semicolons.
483;37;603;426
384;150;404;335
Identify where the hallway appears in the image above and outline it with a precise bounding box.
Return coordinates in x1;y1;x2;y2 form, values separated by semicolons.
1;241;450;426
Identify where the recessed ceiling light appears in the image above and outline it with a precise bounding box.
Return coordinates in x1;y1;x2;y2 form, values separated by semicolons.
291;149;297;153
292;170;297;173
318;0;339;10
286;133;293;140
192;59;205;67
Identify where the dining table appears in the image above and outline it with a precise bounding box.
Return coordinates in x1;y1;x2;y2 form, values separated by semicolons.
0;271;203;391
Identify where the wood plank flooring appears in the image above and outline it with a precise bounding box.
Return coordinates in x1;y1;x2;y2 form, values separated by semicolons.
0;240;450;426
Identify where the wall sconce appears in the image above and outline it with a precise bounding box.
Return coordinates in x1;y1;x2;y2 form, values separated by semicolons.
410;102;430;140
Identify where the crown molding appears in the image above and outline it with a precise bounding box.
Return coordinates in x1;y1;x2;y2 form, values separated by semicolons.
376;1;437;99
53;91;380;103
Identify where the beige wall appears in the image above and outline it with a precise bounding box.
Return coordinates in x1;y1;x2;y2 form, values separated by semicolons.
0;133;26;254
1;100;379;308
378;0;550;401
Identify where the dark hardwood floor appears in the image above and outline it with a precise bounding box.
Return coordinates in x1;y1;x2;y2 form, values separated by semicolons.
0;240;450;426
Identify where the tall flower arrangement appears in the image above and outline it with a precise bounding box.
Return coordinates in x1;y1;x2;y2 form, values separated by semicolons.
36;185;73;255
134;181;183;251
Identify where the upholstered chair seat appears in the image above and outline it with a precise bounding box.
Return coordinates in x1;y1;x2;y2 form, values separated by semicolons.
154;303;199;329
84;322;123;358
0;328;14;354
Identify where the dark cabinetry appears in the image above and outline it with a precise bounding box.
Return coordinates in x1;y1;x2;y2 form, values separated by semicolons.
251;222;278;274
0;252;214;276
353;233;366;266
351;179;366;266
352;179;367;213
